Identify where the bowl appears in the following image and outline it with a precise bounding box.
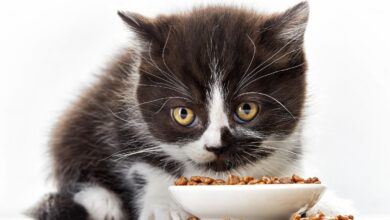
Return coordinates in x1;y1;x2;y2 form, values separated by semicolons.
169;184;326;220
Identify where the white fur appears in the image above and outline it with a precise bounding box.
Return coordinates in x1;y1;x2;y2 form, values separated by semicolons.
73;185;125;220
181;82;230;164
127;163;190;220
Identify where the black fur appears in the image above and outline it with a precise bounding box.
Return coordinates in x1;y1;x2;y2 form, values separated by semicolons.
31;194;88;220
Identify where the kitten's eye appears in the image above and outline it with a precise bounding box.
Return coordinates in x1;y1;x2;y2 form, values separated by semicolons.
234;102;259;123
172;107;196;127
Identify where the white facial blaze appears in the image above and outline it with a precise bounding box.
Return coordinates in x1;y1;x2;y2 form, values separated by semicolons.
182;82;230;164
203;83;229;147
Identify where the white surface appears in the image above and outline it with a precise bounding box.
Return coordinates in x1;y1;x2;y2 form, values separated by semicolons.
1;0;390;217
169;185;326;219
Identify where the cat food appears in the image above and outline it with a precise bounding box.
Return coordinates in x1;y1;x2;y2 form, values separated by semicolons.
175;174;321;186
291;212;354;220
186;212;353;220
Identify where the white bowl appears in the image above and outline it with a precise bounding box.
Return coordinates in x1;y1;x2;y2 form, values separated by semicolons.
169;184;326;220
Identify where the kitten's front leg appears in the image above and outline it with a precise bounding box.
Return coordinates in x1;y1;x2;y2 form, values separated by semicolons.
129;163;190;220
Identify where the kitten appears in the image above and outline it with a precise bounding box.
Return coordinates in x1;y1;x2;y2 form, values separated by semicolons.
31;2;354;220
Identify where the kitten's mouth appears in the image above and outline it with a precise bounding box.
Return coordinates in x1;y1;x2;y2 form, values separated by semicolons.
206;157;235;172
192;145;275;172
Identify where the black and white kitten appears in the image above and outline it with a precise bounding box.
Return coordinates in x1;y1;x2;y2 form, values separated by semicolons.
32;2;354;220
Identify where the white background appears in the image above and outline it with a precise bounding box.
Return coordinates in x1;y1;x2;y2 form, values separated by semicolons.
1;0;389;218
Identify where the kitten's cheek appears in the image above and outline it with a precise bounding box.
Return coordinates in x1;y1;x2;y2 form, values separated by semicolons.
182;145;216;164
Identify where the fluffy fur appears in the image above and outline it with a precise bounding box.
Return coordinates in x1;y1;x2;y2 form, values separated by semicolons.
31;2;354;220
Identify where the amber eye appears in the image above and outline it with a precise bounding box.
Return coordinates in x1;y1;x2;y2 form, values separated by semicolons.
172;107;195;127
235;102;259;123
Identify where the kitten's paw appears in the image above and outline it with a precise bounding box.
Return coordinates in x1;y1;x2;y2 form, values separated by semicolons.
140;208;190;220
307;191;356;216
73;185;125;220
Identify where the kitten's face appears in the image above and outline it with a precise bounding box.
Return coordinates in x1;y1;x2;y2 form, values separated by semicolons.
120;3;308;172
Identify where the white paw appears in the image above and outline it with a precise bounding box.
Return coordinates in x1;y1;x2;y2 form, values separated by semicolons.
139;208;190;220
73;185;125;220
307;191;357;216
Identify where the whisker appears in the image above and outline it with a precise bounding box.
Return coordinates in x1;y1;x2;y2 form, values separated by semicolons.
240;63;304;91
242;34;257;80
237;36;299;92
161;27;189;90
239;47;302;90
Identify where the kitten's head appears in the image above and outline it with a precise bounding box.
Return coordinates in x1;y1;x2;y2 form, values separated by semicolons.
119;2;309;173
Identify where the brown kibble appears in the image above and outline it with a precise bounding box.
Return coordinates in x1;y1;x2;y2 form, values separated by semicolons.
190;176;202;182
174;177;188;186
292;174;305;183
280;177;293;184
176;175;321;186
248;179;260;184
200;176;214;184
227;174;240;185
187;217;199;220
241;176;254;183
291;213;301;220
289;212;353;220
212;179;226;185
305;177;313;183
197;182;208;185
187;181;197;185
337;215;351;220
261;176;271;184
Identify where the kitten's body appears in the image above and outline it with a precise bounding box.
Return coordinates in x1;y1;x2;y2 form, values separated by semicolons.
32;3;354;220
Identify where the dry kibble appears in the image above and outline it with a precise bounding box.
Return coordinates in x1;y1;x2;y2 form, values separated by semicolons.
190;176;202;183
227;175;240;185
305;177;313;183
279;177;292;184
291;212;354;220
241;176;254;183
174;177;188;186
187;217;199;220
212;179;226;185
175;175;321;186
292;174;305;183
261;176;271;184
248;179;260;184
187;181;197;185
200;176;214;184
197;182;208;185
291;213;301;220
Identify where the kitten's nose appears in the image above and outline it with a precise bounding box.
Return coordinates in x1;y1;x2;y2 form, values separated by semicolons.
204;145;225;156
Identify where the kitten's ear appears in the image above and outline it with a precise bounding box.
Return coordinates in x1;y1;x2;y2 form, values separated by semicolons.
263;2;309;48
118;11;160;42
